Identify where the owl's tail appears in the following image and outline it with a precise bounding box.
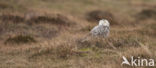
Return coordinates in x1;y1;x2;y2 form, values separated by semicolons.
81;33;92;42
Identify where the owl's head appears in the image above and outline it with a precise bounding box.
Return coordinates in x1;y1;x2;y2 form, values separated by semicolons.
99;19;110;26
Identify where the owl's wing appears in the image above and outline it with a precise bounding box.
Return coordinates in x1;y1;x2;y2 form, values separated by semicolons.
90;25;99;34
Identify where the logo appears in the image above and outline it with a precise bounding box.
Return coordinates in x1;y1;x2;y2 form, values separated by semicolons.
121;56;155;67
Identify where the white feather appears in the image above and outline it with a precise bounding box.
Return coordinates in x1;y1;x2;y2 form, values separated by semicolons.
81;19;110;42
91;19;110;38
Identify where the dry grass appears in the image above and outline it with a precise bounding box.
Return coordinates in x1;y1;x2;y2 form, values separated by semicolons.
4;35;36;44
0;0;156;68
136;9;156;20
86;10;118;25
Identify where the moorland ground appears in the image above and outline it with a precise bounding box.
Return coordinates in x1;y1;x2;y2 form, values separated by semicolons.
0;0;156;68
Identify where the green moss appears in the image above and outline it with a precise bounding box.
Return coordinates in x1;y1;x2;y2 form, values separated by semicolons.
79;48;91;52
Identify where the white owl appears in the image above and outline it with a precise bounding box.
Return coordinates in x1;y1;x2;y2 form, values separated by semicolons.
81;19;110;42
90;19;110;38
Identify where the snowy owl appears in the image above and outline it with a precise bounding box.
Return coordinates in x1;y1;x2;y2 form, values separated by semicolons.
81;19;110;42
90;19;110;38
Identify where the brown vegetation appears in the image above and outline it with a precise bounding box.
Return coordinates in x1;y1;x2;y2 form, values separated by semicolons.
86;10;118;25
4;35;36;44
136;9;156;20
0;14;24;23
0;0;155;68
0;2;13;9
0;12;75;26
28;14;75;26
